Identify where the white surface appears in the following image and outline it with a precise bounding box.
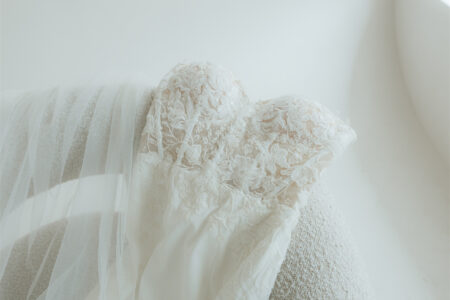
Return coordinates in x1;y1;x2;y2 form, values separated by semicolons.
1;0;449;299
395;0;450;165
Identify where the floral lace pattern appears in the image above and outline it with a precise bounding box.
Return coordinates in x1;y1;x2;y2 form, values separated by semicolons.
141;63;356;209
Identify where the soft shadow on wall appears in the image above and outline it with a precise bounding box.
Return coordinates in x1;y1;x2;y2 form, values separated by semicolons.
395;0;450;166
349;0;449;299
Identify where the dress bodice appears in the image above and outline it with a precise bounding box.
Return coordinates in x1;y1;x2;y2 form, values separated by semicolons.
141;63;355;208
131;63;356;299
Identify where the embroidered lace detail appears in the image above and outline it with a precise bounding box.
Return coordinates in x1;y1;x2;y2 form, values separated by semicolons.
219;96;356;206
141;63;356;207
141;63;248;167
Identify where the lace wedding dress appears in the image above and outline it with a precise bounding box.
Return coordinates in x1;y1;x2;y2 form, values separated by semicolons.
0;63;357;300
128;63;356;299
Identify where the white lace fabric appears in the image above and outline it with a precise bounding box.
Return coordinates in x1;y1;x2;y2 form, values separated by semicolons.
131;63;356;299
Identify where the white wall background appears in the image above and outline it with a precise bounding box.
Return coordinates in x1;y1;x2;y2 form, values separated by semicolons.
1;0;449;299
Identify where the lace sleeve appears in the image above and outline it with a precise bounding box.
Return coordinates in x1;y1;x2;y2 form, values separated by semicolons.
225;96;356;207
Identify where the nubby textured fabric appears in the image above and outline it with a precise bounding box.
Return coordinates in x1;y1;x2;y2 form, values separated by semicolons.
271;183;372;299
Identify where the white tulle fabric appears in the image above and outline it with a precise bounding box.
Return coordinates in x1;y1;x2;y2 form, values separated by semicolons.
0;63;356;300
129;63;356;299
0;84;152;300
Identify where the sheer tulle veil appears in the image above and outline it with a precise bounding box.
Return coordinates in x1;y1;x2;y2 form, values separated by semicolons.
0;84;153;299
